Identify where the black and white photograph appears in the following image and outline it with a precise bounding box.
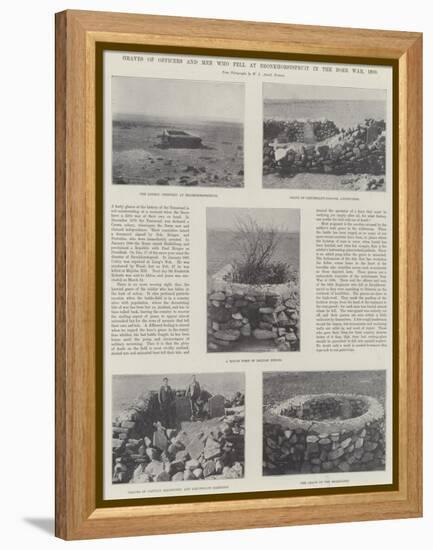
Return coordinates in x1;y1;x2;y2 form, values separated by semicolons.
263;84;387;191
207;207;300;353
112;76;244;187
263;370;386;476
112;372;245;484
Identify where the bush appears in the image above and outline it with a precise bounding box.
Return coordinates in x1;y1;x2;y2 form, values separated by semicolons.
233;261;292;285
231;215;294;285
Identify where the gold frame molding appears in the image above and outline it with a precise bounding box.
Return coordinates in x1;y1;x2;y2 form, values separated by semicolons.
55;9;422;540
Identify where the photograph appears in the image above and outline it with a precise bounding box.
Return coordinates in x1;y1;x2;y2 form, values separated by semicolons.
112;372;245;484
207;207;300;353
112;76;244;187
262;370;386;476
263;84;387;191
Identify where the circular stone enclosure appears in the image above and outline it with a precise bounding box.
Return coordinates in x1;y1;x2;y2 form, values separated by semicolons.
207;264;300;352
263;393;385;475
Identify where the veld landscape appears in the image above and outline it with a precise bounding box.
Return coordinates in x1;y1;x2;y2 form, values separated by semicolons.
112;77;244;188
113;115;243;187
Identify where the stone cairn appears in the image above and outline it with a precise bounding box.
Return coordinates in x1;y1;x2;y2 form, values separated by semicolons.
263;393;385;475
207;264;300;352
263;118;386;186
112;391;245;484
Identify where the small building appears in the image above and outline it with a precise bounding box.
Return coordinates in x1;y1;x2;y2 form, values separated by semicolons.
160;129;202;148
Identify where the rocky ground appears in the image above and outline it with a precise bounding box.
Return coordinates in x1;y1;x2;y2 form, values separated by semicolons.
112;120;244;187
263;118;386;191
113;404;245;484
263;172;385;191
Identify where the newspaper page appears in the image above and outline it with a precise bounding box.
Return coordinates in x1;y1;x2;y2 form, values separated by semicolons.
103;49;393;501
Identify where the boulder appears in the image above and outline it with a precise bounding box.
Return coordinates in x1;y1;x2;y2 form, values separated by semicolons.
204;438;222;460
193;468;203;479
131;471;152;484
146;447;159;461
328;448;345;460
214;329;241;342
186;437;205;460
209;292;226;301
340;437;352;449
240;324;251;337
364;441;378;452
121;421;136;429
253;329;275;340
203;460;216;478
168;460;185;475
354;437;364;449
231;462;243;478
112;439;124;450
215;459;224;474
144;460;164;479
338;461;351;472
175;450;189;462
184;469;195;480
155;471;171;482
185;458;200;470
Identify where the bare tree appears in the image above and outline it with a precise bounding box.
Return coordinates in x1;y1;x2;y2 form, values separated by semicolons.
231;215;284;284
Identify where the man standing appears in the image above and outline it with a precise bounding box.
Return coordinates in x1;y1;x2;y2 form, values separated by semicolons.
158;377;175;428
186;375;201;421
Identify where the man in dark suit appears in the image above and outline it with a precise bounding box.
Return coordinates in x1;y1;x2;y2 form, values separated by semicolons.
186;375;201;421
158;377;175;428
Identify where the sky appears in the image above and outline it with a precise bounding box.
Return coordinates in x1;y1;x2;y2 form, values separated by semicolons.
112;373;244;416
207;207;300;233
112;76;244;122
264;83;386;102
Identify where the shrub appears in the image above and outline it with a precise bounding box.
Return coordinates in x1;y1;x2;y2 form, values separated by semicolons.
233;261;292;285
231;215;293;285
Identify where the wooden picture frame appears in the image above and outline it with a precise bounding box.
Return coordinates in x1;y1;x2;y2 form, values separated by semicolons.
55;9;422;540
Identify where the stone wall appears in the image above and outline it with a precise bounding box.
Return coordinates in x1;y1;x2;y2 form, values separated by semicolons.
264;119;340;143
263;119;386;179
263;393;385;475
208;264;300;352
112;390;245;484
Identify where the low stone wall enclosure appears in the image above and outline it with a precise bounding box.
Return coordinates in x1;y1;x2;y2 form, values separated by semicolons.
263;393;385;475
263;118;386;183
207;264;300;352
264;119;340;144
112;389;245;484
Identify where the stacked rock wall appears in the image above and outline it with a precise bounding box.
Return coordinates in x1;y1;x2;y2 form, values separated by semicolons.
263;393;385;475
207;264;300;352
263;119;386;179
263;119;340;143
112;391;245;484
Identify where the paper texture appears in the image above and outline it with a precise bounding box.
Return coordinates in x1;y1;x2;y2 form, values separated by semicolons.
103;49;393;500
